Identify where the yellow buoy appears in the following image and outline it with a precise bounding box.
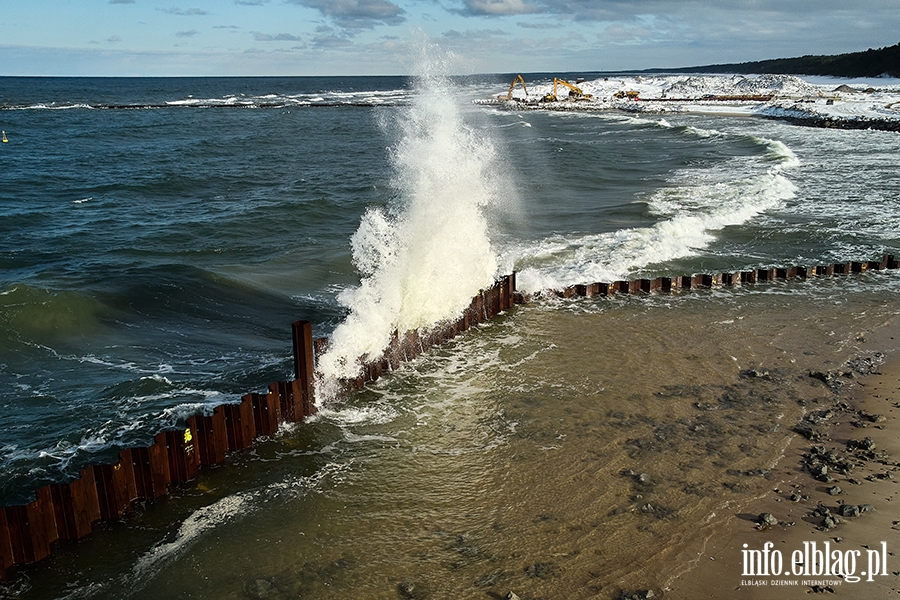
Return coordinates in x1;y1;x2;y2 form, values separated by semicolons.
1;130;7;143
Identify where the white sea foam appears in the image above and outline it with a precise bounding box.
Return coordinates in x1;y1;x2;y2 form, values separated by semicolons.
511;136;799;291
316;50;501;386
131;462;349;580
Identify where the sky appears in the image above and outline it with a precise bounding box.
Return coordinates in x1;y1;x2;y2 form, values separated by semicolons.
1;0;898;76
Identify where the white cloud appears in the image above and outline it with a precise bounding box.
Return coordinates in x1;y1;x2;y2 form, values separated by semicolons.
253;32;303;41
287;0;405;29
462;0;541;16
160;7;209;16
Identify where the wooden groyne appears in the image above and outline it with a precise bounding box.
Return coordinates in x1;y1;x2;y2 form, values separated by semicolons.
0;275;518;581
0;322;319;580
1;256;897;581
550;255;898;299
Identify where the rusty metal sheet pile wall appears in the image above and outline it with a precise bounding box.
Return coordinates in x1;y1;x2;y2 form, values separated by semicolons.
1;259;896;580
0;276;519;579
556;255;897;299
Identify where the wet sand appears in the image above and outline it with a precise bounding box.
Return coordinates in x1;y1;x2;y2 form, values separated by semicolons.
664;316;900;599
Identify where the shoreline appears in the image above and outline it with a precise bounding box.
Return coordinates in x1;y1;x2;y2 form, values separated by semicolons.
482;99;900;133
663;314;900;599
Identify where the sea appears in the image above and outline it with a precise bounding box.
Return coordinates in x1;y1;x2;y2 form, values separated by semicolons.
1;71;899;599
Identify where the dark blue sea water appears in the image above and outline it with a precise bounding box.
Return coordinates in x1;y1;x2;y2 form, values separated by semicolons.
1;74;899;599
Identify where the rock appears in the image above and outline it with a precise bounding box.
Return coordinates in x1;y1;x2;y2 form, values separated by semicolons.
525;562;560;579
827;485;842;495
790;493;803;502
839;504;860;517
823;515;838;529
848;437;875;451
860;504;876;513
637;473;652;485
398;581;416;598
742;368;770;379
506;593;521;600
758;512;779;526
809;370;843;389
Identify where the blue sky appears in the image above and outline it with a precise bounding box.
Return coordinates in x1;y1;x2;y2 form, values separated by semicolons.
1;0;898;76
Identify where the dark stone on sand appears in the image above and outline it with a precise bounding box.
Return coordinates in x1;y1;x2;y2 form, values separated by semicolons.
741;368;770;379
758;512;779;526
847;437;875;451
839;504;860;517
790;493;803;502
525;562;561;579
398;581;416;598
845;354;883;376
794;422;823;441
827;485;842;495
506;593;521;600
616;589;656;600
809;370;844;389
860;503;876;513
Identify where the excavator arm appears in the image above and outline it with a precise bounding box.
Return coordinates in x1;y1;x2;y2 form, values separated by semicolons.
542;78;593;102
499;74;529;100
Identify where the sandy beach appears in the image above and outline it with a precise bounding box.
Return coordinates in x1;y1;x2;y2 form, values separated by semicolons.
664;315;900;599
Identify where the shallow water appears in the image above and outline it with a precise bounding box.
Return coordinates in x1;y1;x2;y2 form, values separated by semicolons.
6;273;897;599
2;74;899;598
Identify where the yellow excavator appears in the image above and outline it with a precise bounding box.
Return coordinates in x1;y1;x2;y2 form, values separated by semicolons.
541;78;593;102
498;74;529;101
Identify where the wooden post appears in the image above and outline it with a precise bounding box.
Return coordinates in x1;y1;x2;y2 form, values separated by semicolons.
5;486;58;565
489;282;502;316
251;392;280;436
93;449;137;520
0;509;14;579
691;274;712;287
223;398;256;452
50;468;100;541
502;274;513;309
164;423;200;485
132;437;171;500
292;321;314;421
195;408;228;467
473;292;485;323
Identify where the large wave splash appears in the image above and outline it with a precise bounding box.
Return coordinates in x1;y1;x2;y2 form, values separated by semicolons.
316;63;501;387
510;133;799;291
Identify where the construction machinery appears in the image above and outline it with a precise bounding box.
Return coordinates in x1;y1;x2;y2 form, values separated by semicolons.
614;90;641;100
498;74;529;101
541;78;593;102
